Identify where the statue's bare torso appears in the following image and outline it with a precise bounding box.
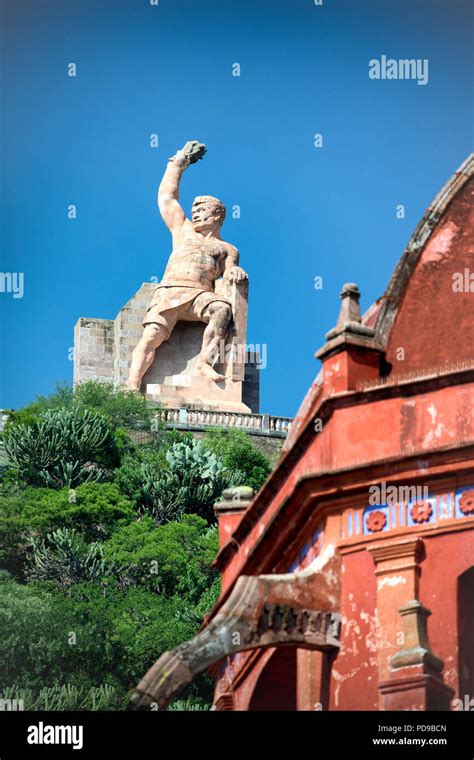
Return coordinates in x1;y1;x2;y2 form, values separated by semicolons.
161;223;234;291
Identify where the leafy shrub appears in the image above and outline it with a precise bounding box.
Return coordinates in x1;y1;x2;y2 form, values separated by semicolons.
0;573;205;700
5;380;152;433
203;429;272;492
0;482;135;579
4;383;74;428
102;514;219;598
174;575;221;628
0;483;26;576
0;572;84;692
3;408;118;488
28;482;133;539
73;381;153;431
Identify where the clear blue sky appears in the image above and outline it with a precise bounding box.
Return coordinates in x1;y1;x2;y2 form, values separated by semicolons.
1;0;472;417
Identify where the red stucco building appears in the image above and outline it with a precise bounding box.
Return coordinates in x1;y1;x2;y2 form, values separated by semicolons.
132;154;474;712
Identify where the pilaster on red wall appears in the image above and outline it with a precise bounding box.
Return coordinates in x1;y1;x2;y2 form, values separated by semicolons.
369;538;453;710
296;649;332;711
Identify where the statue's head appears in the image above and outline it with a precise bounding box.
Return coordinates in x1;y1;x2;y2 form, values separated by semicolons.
191;196;226;233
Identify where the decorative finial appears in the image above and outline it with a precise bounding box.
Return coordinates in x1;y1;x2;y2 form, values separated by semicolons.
336;283;362;328
321;282;376;345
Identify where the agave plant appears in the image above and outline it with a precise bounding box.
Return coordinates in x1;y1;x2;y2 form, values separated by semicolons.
167;697;209;711
26;527;113;589
0;684;119;711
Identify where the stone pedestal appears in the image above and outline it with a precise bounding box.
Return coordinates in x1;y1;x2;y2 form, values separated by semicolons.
368;537;452;710
369;537;424;697
74;280;259;413
379;668;454;711
145;377;249;413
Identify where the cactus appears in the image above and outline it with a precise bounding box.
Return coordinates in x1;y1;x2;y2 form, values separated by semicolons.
3;408;116;488
140;439;243;523
165;439;223;477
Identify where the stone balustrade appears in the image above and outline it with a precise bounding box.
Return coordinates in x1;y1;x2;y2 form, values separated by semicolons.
154;408;292;436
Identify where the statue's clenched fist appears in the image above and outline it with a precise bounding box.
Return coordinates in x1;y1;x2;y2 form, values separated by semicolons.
183;140;206;163
170;140;206;168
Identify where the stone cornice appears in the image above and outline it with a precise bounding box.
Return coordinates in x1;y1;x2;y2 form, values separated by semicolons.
315;330;384;362
339;518;474;555
368;537;424;566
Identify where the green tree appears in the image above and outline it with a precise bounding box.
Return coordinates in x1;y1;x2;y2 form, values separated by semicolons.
102;514;219;599
0;572;215;707
0;482;135;578
73;381;153;431
203;429;272;492
0;572;130;697
4;383;74;428
4;380;152;433
0;483;26;576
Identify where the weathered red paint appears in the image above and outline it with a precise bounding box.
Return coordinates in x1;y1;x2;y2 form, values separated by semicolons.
208;155;474;711
385;179;474;371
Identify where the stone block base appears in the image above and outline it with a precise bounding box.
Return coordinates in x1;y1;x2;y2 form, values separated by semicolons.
146;376;251;412
379;666;454;711
74;282;259;414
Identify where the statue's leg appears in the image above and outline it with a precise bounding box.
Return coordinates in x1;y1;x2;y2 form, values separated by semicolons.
126;323;169;391
195;301;232;382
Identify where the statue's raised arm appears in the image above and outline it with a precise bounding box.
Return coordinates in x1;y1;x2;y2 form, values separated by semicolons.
157;141;207;232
